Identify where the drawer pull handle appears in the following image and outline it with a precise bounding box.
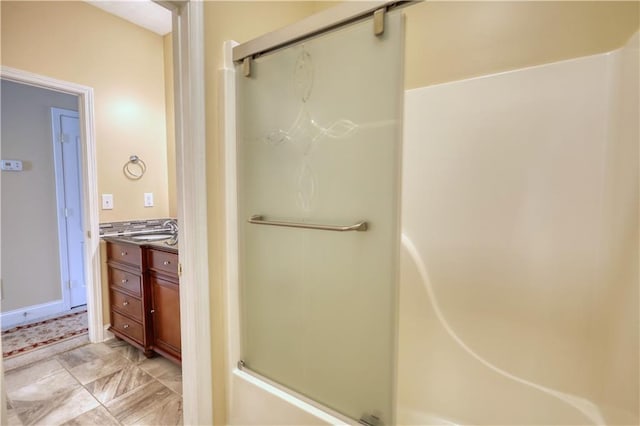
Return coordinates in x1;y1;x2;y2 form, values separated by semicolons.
150;309;155;314
121;279;128;284
122;301;129;306
121;251;127;256
163;260;171;265
123;324;129;329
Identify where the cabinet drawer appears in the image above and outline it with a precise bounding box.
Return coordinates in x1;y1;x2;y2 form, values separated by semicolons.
107;242;142;269
111;311;144;344
109;267;142;297
148;249;178;276
110;289;142;321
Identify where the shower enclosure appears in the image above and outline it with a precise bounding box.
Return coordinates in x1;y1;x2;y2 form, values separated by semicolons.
234;6;404;425
227;2;639;425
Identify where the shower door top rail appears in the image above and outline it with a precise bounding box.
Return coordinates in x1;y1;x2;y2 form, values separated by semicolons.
248;215;368;232
232;0;413;63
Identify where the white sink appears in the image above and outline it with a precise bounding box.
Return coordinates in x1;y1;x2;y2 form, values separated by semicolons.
131;233;175;241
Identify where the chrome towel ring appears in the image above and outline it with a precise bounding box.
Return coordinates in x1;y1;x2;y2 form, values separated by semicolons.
123;155;147;180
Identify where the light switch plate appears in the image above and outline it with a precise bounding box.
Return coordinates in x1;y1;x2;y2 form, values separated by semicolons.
144;192;154;207
102;194;114;210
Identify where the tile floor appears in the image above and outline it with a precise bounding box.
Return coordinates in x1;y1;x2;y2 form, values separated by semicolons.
4;339;183;425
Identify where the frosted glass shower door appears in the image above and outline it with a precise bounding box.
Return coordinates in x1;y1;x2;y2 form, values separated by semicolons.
236;12;404;424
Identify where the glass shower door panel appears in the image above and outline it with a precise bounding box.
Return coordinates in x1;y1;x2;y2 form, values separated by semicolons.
237;12;404;424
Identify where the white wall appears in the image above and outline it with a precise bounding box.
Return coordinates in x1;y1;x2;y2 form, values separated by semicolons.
398;34;639;425
0;80;78;314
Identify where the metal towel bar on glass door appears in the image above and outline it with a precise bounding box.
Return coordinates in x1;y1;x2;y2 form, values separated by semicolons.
248;215;368;232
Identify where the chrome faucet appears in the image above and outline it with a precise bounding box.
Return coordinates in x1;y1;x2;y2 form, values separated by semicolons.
163;219;178;234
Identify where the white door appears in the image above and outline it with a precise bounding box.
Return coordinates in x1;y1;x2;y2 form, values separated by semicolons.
52;108;86;309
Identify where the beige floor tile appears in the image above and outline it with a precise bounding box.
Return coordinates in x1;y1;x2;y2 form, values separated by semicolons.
6;405;23;426
137;356;181;379
61;405;120;426
56;342;116;370
7;368;77;401
4;341;184;426
6;365;99;425
157;368;183;396
3;359;65;394
85;363;154;404
104;338;148;363
67;351;129;385
131;395;183;426
104;380;176;425
11;384;99;426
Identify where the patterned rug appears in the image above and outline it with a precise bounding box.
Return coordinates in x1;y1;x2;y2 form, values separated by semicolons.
2;310;88;359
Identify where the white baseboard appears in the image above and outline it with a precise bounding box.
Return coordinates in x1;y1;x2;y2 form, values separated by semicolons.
1;300;66;330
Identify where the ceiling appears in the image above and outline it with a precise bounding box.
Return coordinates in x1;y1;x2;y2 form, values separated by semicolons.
85;0;172;36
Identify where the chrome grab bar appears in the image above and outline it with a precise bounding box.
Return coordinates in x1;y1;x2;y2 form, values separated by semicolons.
248;215;368;232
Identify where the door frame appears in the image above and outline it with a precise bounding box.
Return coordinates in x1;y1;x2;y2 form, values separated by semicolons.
1;66;102;342
51;107;85;310
0;2;212;424
157;1;213;424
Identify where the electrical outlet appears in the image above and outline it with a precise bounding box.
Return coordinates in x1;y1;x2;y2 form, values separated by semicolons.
1;159;23;171
144;192;154;207
102;194;114;210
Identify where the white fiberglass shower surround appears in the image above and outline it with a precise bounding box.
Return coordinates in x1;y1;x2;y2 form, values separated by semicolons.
224;3;639;425
399;32;639;425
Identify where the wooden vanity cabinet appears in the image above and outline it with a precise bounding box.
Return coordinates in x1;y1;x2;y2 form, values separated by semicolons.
147;248;181;363
106;241;181;364
106;241;153;357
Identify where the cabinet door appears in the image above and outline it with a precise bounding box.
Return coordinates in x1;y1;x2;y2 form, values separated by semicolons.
150;274;181;358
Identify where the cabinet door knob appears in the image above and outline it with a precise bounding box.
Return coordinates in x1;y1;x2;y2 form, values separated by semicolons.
121;279;128;284
123;324;129;329
163;260;170;265
121;251;127;256
150;309;155;313
122;301;129;306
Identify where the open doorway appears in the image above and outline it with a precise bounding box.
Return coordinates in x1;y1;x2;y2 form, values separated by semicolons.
1;1;211;424
1;81;86;332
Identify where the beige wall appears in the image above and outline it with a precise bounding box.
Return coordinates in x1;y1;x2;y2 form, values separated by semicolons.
164;34;177;218
1;1;170;222
405;1;640;88
0;81;78;312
